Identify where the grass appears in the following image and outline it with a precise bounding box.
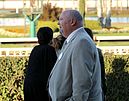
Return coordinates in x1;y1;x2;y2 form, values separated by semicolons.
94;32;129;36
96;41;129;46
0;20;129;47
0;44;37;48
0;31;129;47
1;26;30;34
93;22;129;46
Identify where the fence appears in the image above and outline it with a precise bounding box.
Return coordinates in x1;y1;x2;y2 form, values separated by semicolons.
98;46;129;55
0;46;129;57
0;48;32;57
0;37;129;57
0;38;37;43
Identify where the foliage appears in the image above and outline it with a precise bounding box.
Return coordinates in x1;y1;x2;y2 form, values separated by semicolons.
1;20;129;38
3;26;30;34
0;57;28;101
79;0;85;26
104;54;129;101
40;3;62;21
85;20;102;30
0;55;129;100
37;20;101;33
0;26;30;38
37;21;59;32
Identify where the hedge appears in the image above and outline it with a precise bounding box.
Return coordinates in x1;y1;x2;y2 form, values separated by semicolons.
0;54;129;101
0;57;28;101
104;53;129;101
37;21;59;33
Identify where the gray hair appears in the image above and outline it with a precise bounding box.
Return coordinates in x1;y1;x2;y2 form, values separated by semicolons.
68;10;83;22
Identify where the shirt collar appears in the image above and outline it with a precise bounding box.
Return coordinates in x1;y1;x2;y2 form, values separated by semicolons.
66;27;83;43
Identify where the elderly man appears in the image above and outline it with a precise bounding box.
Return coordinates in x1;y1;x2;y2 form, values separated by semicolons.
48;10;102;101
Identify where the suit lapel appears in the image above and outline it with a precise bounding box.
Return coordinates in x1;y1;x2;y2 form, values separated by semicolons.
49;29;82;78
49;42;71;78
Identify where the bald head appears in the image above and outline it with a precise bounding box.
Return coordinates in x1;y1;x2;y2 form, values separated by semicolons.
58;10;83;38
64;10;83;22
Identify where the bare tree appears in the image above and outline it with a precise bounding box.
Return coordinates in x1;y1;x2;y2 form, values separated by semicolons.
97;0;112;28
97;0;104;28
30;0;36;7
79;0;85;26
127;0;129;9
2;0;5;9
105;0;112;28
120;0;123;11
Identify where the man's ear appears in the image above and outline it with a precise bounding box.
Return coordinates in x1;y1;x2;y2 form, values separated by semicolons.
70;18;76;26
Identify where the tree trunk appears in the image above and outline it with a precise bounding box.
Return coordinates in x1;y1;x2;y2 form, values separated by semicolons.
85;0;88;14
3;0;5;9
97;0;104;28
120;0;123;11
72;0;75;9
105;0;112;28
127;0;129;9
63;0;66;10
116;0;118;14
79;0;85;26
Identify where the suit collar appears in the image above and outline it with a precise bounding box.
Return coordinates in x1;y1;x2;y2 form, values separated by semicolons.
66;27;83;44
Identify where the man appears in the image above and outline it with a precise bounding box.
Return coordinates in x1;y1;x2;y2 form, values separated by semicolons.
48;10;102;101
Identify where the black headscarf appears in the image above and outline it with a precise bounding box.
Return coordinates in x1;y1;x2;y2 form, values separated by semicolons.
37;27;53;45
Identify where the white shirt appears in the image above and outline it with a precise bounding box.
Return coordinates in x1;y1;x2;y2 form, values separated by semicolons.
66;27;83;43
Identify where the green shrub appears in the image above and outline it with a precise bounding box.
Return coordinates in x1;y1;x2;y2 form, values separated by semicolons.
0;57;28;101
104;54;129;101
85;20;102;30
37;20;101;33
0;54;129;101
37;21;59;33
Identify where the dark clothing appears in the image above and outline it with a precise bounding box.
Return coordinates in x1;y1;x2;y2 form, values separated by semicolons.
24;45;57;101
97;48;107;101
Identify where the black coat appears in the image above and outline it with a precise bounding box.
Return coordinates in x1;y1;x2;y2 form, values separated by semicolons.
97;48;107;100
24;44;57;101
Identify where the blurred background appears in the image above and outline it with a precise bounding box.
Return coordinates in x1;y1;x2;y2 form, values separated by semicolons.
0;1;129;101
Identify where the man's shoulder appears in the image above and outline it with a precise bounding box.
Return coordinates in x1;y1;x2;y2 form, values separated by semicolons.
97;48;102;52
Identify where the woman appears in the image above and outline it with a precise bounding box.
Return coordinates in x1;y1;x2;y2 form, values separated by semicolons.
24;27;57;101
50;34;66;57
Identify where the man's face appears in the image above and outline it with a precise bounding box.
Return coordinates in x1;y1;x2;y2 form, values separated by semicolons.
58;11;71;38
